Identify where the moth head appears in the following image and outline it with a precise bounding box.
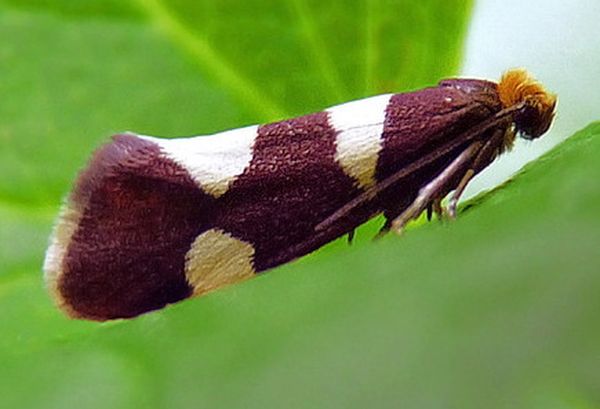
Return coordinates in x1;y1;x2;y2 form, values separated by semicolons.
497;69;557;140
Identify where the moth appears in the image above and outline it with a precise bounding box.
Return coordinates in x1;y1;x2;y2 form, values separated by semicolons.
44;69;556;320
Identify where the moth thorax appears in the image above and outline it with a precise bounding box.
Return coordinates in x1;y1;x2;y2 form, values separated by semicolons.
497;69;557;140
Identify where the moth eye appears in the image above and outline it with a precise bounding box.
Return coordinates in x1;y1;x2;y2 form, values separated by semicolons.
515;100;557;140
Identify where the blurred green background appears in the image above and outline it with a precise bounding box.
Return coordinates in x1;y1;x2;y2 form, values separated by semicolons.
0;1;598;408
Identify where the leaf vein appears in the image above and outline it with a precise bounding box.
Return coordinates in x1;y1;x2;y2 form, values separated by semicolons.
135;0;287;121
290;0;349;101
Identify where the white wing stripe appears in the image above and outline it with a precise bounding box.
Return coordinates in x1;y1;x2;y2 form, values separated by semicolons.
328;94;392;189
140;125;258;198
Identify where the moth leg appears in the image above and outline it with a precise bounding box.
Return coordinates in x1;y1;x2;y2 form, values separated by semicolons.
425;198;445;222
376;216;393;239
347;229;356;244
448;128;506;218
448;169;475;219
390;142;482;235
389;180;447;235
432;197;445;220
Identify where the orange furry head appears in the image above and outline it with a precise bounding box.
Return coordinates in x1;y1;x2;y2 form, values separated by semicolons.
498;69;557;139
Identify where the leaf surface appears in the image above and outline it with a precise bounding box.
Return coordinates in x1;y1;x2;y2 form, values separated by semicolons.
8;2;598;409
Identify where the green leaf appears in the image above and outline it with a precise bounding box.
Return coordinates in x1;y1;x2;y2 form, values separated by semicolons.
10;1;599;408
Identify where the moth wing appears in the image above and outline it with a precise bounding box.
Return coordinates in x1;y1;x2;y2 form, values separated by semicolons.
44;132;230;320
139;124;259;198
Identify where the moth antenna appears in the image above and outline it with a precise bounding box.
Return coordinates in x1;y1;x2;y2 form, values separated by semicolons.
315;106;518;233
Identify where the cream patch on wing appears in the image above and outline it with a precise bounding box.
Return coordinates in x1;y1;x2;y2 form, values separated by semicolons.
140;125;258;198
328;94;392;189
185;228;256;296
